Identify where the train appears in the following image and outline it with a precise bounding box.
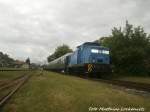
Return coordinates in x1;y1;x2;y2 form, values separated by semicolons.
45;42;112;77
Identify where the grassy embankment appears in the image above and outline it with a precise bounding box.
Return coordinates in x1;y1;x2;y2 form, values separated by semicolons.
0;71;30;81
2;71;150;112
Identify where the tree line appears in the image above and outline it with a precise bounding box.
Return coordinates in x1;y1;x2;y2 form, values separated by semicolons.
0;51;31;68
47;21;150;75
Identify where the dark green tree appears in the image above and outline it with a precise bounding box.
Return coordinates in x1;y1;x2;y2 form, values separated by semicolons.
47;44;72;62
47;54;55;62
25;58;30;65
98;21;150;75
0;51;15;67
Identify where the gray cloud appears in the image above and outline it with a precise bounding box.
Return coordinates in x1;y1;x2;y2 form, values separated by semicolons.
0;0;149;64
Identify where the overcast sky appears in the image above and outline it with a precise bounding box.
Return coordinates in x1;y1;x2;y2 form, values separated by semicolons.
0;0;149;64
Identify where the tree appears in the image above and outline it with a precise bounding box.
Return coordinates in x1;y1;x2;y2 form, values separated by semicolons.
47;54;55;62
0;51;15;67
47;44;72;62
98;21;150;75
25;58;30;65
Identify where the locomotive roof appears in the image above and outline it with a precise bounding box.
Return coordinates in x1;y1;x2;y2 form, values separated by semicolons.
77;42;100;48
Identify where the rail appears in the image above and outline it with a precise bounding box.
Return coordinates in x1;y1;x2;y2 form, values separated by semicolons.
0;74;31;107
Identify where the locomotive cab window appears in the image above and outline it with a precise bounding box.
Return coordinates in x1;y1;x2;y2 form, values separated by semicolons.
91;49;99;53
91;49;109;54
102;50;109;54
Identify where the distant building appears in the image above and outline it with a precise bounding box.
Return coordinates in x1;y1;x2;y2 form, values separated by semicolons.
14;60;24;68
21;63;29;69
14;60;29;69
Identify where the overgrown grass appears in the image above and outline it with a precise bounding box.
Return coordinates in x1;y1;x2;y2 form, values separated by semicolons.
2;71;150;112
0;71;30;81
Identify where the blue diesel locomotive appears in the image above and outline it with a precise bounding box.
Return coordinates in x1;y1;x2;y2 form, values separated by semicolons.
46;42;111;75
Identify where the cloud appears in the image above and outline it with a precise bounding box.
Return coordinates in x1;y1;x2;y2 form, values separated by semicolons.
0;0;149;63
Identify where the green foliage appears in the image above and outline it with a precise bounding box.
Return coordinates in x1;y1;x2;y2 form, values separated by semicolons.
25;58;30;65
0;52;15;67
47;44;72;62
98;21;150;75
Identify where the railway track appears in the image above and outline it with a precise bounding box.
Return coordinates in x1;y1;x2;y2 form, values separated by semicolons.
57;72;150;93
0;74;31;107
83;77;150;93
0;74;27;87
48;71;150;93
0;69;30;71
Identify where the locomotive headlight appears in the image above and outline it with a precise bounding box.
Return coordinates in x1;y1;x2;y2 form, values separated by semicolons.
92;59;96;62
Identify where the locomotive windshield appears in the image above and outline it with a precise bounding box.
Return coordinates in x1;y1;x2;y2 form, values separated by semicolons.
91;49;109;54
